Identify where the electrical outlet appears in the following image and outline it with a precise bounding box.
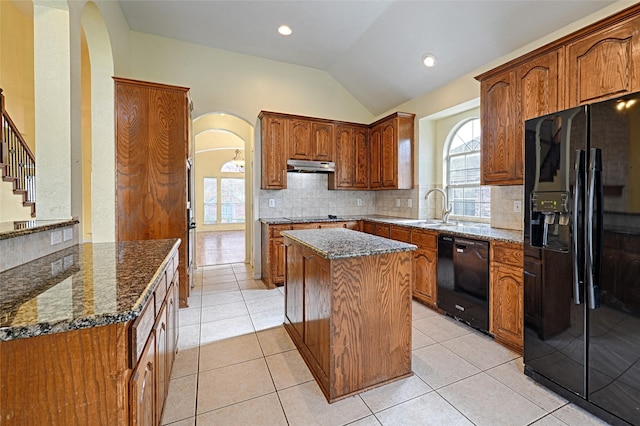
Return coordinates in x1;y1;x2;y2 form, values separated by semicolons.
63;228;73;241
51;230;62;245
357;199;363;207
396;199;401;207
268;199;275;208
407;199;413;208
514;200;522;213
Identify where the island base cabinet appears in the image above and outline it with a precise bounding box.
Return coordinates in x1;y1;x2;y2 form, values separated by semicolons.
283;237;413;402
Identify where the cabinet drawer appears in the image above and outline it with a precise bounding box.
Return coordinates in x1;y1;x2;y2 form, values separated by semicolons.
292;223;321;230
491;241;524;267
155;271;168;315
375;224;390;238
390;226;411;243
270;224;293;237
411;230;437;248
130;298;155;367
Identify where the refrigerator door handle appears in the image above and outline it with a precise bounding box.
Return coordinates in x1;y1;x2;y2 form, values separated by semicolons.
573;149;585;305
586;148;602;310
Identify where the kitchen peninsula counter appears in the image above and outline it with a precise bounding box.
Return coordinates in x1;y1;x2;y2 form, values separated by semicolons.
0;238;180;341
282;228;415;402
0;239;181;425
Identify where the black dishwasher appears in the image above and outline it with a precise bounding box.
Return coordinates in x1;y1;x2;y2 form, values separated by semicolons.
437;235;489;333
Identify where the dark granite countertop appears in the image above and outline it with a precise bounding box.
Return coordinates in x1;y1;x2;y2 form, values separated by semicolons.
0;238;180;341
0;218;79;240
261;215;523;243
282;228;416;259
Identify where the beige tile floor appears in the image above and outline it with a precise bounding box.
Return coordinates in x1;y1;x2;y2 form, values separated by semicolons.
162;263;609;426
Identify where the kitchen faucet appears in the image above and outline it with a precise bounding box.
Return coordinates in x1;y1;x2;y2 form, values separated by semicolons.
425;188;452;223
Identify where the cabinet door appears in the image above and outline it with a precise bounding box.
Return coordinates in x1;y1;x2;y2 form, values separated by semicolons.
271;238;286;284
289;119;312;160
480;70;518;185
130;333;156;426
312;122;334;161
490;263;524;353
353;127;369;188
261;114;288;189
414;247;437;307
284;241;305;340
304;253;331;387
155;302;168;421
516;49;564;183
167;278;179;379
369;125;382;189
380;121;398;188
517;49;564;121
334;126;355;188
566;18;640;107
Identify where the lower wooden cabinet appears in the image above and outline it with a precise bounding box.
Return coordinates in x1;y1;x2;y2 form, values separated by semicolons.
490;241;524;354
412;229;438;309
262;221;361;286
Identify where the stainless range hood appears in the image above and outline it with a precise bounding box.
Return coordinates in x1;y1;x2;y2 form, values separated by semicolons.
286;159;335;173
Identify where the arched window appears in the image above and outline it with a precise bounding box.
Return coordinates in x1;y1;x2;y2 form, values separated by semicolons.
445;118;490;220
203;150;245;224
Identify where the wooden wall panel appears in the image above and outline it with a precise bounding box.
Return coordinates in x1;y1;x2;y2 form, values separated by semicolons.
0;323;129;426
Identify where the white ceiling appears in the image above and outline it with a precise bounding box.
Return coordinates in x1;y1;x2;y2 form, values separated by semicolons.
118;0;617;115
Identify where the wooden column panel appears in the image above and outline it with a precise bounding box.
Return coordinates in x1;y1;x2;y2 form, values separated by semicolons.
115;77;190;307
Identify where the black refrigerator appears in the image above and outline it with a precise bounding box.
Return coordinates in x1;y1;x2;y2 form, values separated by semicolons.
523;92;640;426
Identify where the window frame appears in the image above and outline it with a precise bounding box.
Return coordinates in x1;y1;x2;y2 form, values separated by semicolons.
443;117;490;223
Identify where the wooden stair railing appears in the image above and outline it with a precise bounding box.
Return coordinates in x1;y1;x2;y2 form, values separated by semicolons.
1;88;36;217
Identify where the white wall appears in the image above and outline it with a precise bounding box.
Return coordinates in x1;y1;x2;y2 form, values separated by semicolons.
127;31;374;126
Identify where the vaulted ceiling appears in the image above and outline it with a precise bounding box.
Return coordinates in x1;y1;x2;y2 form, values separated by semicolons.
118;0;617;115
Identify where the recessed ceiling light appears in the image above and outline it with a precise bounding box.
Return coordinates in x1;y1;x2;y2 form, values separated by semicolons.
422;53;437;67
278;25;292;36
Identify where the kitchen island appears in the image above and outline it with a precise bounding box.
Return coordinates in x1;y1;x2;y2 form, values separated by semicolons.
0;239;180;425
282;228;416;402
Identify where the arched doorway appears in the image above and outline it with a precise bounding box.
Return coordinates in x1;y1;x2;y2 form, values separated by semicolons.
193;112;254;266
80;1;115;243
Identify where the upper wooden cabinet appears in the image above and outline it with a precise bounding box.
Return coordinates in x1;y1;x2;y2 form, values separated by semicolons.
260;112;288;189
566;17;640;107
369;112;415;190
288;119;334;162
114;77;191;307
480;70;518;185
260;110;414;190
311;121;334;161
477;5;640;185
329;124;368;190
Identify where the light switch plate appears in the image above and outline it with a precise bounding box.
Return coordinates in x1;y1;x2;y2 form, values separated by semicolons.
357;199;363;206
407;199;413;208
514;200;522;213
396;199;401;207
269;199;275;207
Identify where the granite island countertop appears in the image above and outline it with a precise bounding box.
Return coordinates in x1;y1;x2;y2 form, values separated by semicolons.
0;238;180;341
282;228;417;259
261;215;523;243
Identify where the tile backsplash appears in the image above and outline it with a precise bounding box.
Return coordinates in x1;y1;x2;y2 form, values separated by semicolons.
490;185;524;231
258;174;524;231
